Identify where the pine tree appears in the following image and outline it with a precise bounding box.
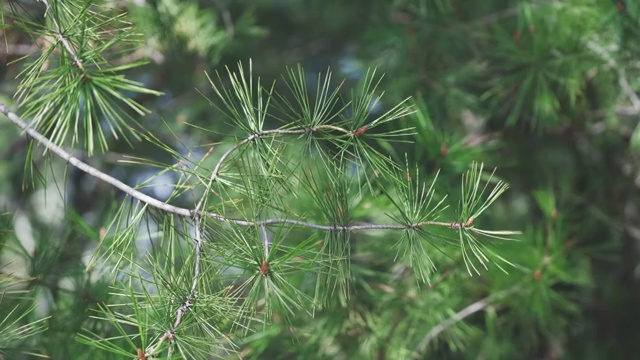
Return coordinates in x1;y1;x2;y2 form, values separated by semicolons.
1;0;639;359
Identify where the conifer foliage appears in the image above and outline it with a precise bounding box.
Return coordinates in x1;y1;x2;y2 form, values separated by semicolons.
1;0;639;359
0;1;520;358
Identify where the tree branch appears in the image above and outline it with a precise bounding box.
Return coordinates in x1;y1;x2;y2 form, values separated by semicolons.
195;125;352;212
410;285;520;359
0;104;194;216
143;215;204;358
411;298;489;358
0;104;464;233
41;0;85;72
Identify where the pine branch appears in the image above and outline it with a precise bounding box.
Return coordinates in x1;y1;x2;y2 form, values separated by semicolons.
0;305;50;354
2;52;519;349
10;0;163;154
410;285;521;359
0;104;194;217
195;126;353;212
0;104;469;233
41;0;86;72
411;297;490;358
145;215;204;359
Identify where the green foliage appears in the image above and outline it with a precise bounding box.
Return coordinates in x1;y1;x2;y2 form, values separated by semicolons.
1;51;518;357
1;0;639;359
9;0;162;154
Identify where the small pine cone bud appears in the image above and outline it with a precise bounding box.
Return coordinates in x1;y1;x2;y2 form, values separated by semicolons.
260;260;269;276
354;126;368;137
137;349;147;360
464;216;475;228
440;143;449;157
533;269;542;280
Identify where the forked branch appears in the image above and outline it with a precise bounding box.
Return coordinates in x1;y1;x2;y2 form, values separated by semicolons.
0;104;472;233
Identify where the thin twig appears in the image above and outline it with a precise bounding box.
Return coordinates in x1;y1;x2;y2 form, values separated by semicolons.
214;0;235;38
145;215;204;358
194;134;257;212
260;223;269;259
410;286;520;359
411;298;489;358
586;40;640;116
0;104;459;233
41;0;85;72
195;125;351;212
1;104;193;216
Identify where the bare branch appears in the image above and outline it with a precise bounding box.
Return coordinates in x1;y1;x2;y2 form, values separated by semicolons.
0;104;193;216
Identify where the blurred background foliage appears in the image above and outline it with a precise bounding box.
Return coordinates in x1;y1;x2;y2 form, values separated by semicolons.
1;0;640;359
